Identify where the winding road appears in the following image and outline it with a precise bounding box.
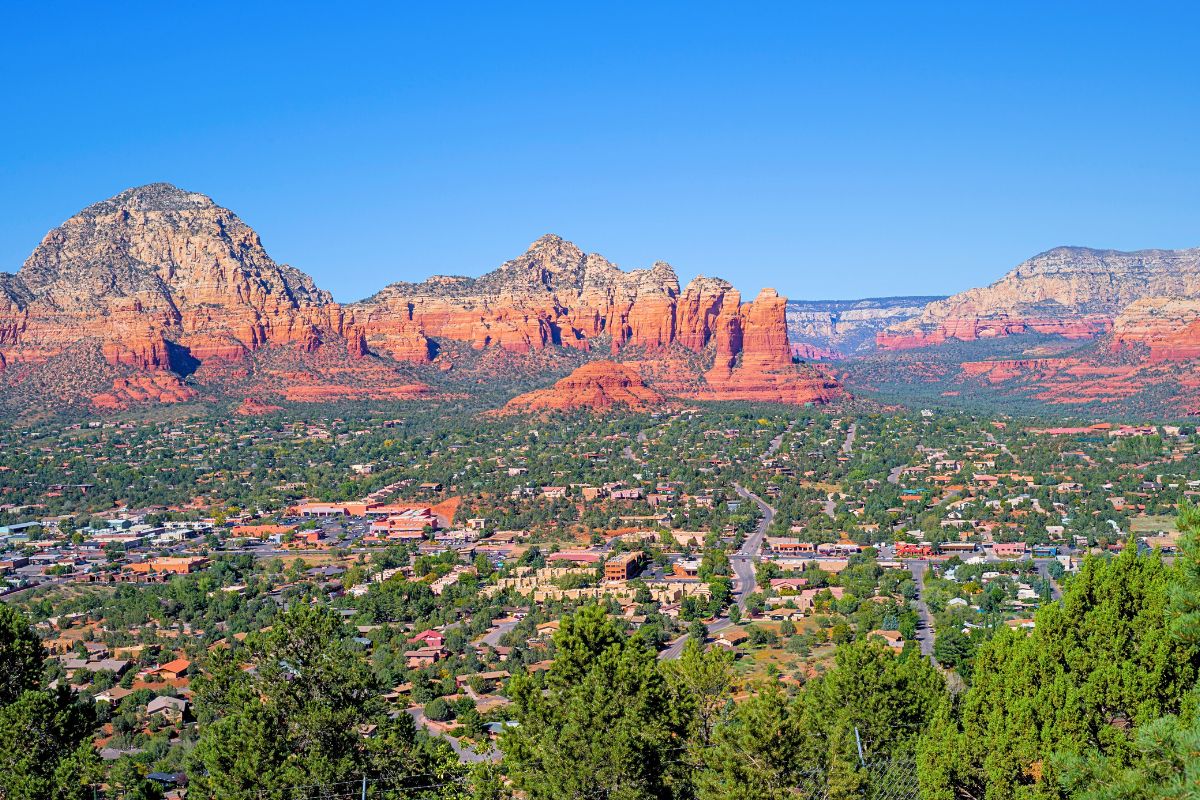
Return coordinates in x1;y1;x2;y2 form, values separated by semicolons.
405;707;500;763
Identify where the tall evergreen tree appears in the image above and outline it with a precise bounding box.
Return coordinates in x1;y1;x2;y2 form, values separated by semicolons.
919;544;1199;799
502;604;687;800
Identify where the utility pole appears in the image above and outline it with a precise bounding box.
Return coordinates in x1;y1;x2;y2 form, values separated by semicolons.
361;774;367;800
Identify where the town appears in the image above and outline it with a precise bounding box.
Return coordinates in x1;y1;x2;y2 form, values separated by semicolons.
0;401;1192;796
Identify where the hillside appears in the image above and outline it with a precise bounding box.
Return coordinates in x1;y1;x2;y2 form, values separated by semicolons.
786;296;942;358
0;184;842;413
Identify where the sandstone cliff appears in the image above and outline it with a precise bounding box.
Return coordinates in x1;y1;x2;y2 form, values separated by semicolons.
877;246;1200;351
502;360;665;413
786;296;941;357
353;234;841;405
0;185;839;410
0;183;365;371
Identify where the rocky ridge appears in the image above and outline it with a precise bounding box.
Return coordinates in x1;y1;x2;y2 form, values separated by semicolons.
786;296;942;358
0;184;841;411
877;246;1200;352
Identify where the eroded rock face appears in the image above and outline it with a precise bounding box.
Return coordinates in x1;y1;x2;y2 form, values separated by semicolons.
502;360;666;413
702;289;844;404
355;236;841;405
787;296;942;357
0;183;366;370
1112;297;1200;360
0;184;841;409
878;246;1200;350
354;235;695;354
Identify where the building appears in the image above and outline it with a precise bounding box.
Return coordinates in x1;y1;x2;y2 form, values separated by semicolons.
155;658;190;680
604;551;643;581
672;558;701;579
991;542;1027;559
146;696;188;723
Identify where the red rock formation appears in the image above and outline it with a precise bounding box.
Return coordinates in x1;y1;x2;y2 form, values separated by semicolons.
235;397;284;416
0;183;373;372
0;186;840;409
357;236;841;405
877;317;1110;350
502;361;666;413
1112;297;1200;361
91;374;199;410
701;290;844;404
791;343;842;361
878;246;1200;350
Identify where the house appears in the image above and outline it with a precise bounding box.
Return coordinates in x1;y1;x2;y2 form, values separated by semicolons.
409;630;445;649
405;647;445;669
95;687;134;705
991;542;1027;559
155;658;190;681
795;587;846;613
146;695;188;723
868;630;905;651
62;658;130;676
454;670;510;689
715;628;749;648
769;577;808;592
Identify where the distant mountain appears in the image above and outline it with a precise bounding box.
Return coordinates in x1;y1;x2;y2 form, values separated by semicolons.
877;246;1200;351
0;184;842;413
856;245;1200;417
786;296;943;358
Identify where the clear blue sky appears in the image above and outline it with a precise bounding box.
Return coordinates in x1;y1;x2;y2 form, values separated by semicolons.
1;2;1197;303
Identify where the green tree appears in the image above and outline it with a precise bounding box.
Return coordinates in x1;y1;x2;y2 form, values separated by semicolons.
502;604;686;800
187;603;461;798
1054;713;1200;800
0;605;43;705
425;697;452;722
0;686;100;800
919;545;1198;800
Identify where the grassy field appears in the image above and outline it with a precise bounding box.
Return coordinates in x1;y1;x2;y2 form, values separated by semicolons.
1130;515;1179;535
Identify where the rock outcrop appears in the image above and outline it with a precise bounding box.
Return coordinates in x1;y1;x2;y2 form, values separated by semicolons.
878;246;1200;350
702;289;844;404
502;360;665;413
0;183;378;372
0;185;840;410
354;235;841;405
1112;297;1200;361
787;296;942;357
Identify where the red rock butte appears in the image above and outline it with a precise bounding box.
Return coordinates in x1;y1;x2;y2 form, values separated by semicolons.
502;361;666;413
0;183;843;409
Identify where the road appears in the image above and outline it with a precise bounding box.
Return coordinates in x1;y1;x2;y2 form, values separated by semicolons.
887;465;905;485
822;496;836;519
907;560;937;662
623;430;649;462
984;431;1017;462
658;616;732;660
1033;558;1064;601
732;482;773;610
766;422;792;457
659;481;775;661
840;422;857;455
480;619;517;647
405;707;500;763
